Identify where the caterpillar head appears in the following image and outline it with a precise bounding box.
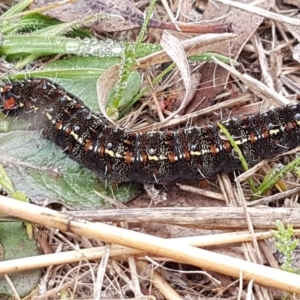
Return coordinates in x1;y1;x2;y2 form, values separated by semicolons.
0;83;17;111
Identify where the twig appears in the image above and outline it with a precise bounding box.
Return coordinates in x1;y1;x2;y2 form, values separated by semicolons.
67;206;300;230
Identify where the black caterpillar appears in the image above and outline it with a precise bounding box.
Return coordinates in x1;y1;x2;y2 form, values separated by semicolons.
1;78;300;183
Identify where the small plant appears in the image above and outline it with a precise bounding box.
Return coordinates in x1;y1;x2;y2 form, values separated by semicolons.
271;220;300;274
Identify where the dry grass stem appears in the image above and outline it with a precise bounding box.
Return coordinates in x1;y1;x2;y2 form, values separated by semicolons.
1;229;296;275
94;244;111;300
0;196;300;294
214;0;300;26
67;206;300;229
136;261;183;300
214;58;292;106
4;274;20;300
177;183;226;201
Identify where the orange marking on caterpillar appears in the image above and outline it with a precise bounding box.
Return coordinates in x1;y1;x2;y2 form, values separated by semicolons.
210;144;218;155
291;120;297;128
66;144;73;153
84;139;93;152
286;121;297;130
4;97;16;110
262;127;269;138
223;140;231;151
249;133;257;143
183;149;191;160
2;85;16;110
124;151;134;163
64;125;72;136
54;120;63;130
168;152;176;163
141;152;148;163
75;103;85;109
98;145;105;156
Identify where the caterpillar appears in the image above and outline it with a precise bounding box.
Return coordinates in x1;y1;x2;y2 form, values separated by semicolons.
1;78;300;183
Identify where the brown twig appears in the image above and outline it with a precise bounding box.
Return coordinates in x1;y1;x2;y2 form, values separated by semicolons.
67;206;300;230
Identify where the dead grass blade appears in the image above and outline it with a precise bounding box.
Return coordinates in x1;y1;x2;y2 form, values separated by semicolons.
214;0;300;26
1;229;296;276
213;58;292;106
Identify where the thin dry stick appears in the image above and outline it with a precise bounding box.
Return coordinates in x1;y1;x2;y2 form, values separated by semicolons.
136;261;183;300
1;230;296;276
128;256;143;297
4;274;20;300
67;207;300;229
213;0;300;26
0;196;300;293
132;93;252;132
236;184;263;264
247;187;300;206
213;58;291;106
34;268;96;300
94;244;110;300
0;230;292;275
111;260;139;295
177;183;225;201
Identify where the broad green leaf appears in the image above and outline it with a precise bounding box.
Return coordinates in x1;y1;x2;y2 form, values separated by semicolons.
0;222;41;298
0;131;141;208
0;113;9;133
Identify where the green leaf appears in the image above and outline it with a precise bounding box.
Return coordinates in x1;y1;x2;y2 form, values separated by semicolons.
0;124;141;209
0;165;15;194
0;222;41;298
0;111;10;131
1;13;59;35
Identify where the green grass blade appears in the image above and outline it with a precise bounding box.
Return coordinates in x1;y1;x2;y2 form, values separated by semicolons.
108;0;157;119
218;122;257;193
256;156;300;195
0;0;32;18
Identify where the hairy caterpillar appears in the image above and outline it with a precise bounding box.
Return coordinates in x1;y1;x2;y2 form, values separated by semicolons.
1;78;300;183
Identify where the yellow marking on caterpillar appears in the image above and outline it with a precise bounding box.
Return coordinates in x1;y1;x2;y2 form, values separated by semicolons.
104;149;122;158
191;148;220;156
147;155;159;161
269;129;280;135
46;112;53;120
70;131;83;144
105;149;115;157
234;138;248;145
190;151;201;156
65;95;73;101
